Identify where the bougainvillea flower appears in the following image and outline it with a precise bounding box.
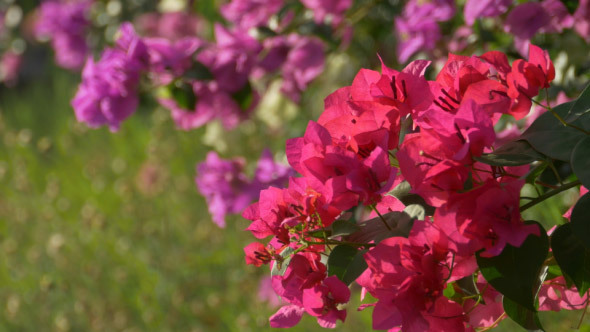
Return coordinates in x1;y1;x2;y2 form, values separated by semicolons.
71;24;148;131
463;0;511;26
574;0;590;42
302;276;350;328
35;0;92;70
300;0;352;25
221;0;283;29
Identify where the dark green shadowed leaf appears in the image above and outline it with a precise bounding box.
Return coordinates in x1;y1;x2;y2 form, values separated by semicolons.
503;297;545;332
521;101;586;162
232;82;254;111
565;83;590;122
551;223;590;296
571;136;590;189
329;219;360;239
476;222;548;311
570;192;590;251
327;245;368;285
475;140;545;166
183;61;214;81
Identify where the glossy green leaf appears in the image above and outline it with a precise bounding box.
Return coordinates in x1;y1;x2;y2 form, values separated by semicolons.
503;297;545;332
476;222;548;310
327;245;368;285
271;246;295;277
521;101;586;162
570;192;590;251
571;136;590;189
551;223;590;296
475;140;545;166
565;83;590;122
329;219;360;239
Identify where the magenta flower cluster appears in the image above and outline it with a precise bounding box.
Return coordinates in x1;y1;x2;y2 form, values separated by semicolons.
35;0;93;70
242;45;588;330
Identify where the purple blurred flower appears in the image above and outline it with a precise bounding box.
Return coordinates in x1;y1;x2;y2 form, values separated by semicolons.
279;34;325;103
157;25;261;131
135;11;202;41
161;81;259;131
394;0;454;63
35;0;92;70
505;2;551;55
258;276;283;307
574;0;590;42
197;24;261;93
252;149;295;190
196;152;252;228
463;0;511;26
71;23;148;131
221;0;283;29
395;17;440;63
448;26;473;53
300;0;352;25
541;0;574;33
145;37;203;85
195;150;292;227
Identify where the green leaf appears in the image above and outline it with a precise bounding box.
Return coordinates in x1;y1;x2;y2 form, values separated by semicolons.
385;180;411;199
524;163;548;185
159;81;197;110
551;223;590;296
476;222;548;310
183;61;214;81
329;219;360;239
232;82;254;111
521;101;586;162
403;204;425;221
385;181;435;216
271;246;295;277
571;136;590;189
327;245;368;285
443;282;456;299
570;192;590;251
565;83;590;122
503;297;545;332
474;140;545;166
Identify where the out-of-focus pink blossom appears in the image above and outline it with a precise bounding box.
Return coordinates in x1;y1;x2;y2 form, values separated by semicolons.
71;23;148;131
574;0;590;42
195;150;292;228
505;3;551;56
135;12;202;41
300;0;352;26
280;35;325;103
221;0;283;29
0;51;22;86
35;0;92;70
463;0;511;26
394;0;454;63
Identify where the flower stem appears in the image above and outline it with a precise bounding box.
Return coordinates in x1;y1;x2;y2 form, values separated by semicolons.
520;180;581;212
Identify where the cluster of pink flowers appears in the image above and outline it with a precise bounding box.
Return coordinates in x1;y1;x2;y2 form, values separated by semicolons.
34;0;93;70
397;0;590;62
67;0;356;132
243;45;588;330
